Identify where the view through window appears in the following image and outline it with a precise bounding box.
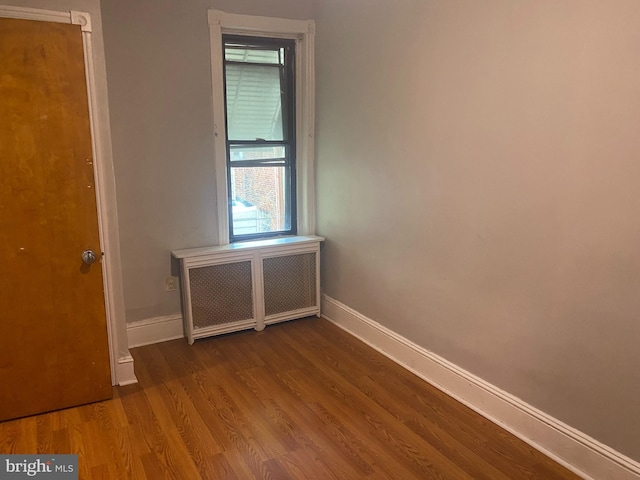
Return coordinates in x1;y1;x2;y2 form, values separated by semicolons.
223;35;296;241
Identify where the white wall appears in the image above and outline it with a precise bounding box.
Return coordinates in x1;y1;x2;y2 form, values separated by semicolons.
101;0;315;322
314;0;640;462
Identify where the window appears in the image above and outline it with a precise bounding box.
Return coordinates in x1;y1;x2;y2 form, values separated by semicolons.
224;36;296;241
209;10;316;245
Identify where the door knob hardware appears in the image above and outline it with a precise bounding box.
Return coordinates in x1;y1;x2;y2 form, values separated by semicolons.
81;249;98;265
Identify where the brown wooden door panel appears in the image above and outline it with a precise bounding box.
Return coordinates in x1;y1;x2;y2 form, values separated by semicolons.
0;18;112;420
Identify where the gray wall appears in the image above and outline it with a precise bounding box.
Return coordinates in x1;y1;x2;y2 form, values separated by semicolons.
101;0;314;322
314;0;640;461
101;0;639;461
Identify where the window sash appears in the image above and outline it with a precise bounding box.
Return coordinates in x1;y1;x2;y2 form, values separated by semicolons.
223;35;296;242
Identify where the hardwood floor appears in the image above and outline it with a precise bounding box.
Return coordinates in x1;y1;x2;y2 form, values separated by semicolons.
0;317;583;479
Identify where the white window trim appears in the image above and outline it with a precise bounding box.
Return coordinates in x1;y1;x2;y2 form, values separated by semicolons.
208;9;316;245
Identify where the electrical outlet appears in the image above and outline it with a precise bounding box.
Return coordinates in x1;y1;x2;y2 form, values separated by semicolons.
164;276;177;292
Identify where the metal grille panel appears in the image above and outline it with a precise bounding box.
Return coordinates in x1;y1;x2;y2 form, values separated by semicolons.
263;253;316;316
188;261;253;329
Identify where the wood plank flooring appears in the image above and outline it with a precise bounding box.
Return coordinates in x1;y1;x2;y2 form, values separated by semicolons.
0;317;583;479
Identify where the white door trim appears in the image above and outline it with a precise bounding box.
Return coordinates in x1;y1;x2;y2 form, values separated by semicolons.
0;5;134;386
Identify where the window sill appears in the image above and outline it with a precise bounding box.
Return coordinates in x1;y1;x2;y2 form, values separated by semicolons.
172;235;324;259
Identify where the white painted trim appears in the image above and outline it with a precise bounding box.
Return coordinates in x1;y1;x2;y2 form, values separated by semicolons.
127;314;184;348
321;294;640;480
208;14;229;246
208;9;316;244
296;20;316;236
0;6;132;387
75;10;119;387
70;10;91;32
0;5;68;23
115;355;137;386
208;10;311;35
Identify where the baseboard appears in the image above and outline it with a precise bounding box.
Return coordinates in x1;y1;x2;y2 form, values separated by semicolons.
115;354;137;386
126;314;184;348
321;294;640;480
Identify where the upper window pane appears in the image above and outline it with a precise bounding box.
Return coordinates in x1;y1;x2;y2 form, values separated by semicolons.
225;63;284;141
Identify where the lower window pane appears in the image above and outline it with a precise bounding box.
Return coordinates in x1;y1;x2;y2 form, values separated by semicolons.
230;166;290;236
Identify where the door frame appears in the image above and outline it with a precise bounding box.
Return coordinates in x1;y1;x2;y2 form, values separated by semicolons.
0;5;135;386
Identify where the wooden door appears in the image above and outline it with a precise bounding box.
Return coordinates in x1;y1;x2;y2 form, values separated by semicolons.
0;18;112;421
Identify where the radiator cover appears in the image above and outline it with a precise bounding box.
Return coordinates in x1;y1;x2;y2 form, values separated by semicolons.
172;236;323;343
